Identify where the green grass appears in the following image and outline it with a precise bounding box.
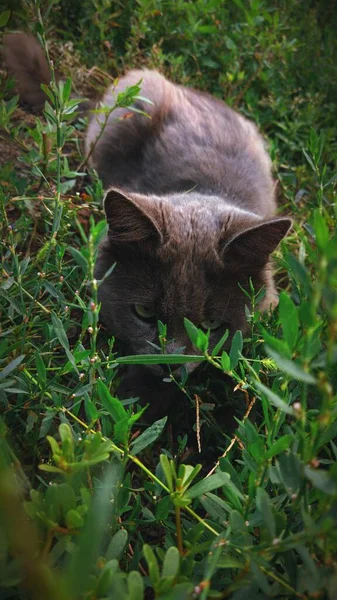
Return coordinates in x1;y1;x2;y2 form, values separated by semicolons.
0;1;337;599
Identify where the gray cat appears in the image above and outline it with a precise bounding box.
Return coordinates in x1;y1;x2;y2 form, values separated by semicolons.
88;71;291;367
4;34;291;400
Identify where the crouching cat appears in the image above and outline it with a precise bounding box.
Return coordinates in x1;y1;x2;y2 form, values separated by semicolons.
4;34;291;407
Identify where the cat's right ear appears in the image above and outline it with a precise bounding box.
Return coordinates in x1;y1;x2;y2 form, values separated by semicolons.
221;217;292;270
104;188;163;245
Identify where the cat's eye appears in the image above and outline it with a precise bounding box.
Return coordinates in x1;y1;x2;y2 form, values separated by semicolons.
134;304;156;320
200;319;222;331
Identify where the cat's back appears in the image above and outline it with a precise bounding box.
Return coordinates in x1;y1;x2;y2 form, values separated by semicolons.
87;69;275;217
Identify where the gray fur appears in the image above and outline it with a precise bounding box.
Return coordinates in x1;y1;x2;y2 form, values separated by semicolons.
90;71;291;374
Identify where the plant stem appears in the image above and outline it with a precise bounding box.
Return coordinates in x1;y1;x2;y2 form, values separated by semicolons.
175;506;184;554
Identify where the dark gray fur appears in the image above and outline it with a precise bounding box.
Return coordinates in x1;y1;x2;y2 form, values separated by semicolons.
89;70;291;375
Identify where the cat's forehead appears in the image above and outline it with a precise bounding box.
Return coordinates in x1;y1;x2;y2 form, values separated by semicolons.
158;194;223;258
158;192;259;250
162;191;223;226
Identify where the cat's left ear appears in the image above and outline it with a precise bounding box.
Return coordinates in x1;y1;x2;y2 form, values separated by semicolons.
222;217;292;269
103;187;163;245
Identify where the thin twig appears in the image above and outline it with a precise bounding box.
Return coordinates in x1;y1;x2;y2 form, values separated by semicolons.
195;394;202;453
206;394;256;478
127;543;148;576
76;105;116;171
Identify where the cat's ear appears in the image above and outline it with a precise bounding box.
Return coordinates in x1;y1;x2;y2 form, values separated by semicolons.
222;217;292;269
104;188;163;244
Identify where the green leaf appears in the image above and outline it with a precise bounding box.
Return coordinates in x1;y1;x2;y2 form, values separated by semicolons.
43;281;65;302
250;561;270;594
59;423;73;444
277;453;301;494
199;492;231;522
51;313;78;373
35;353;46;383
97;379;127;422
313;208;329;249
130;417;167;456
201;57;220;69
51;313;70;350
143;544;160;584
180;463;202;490
160;454;174;492
255;381;294;415
127;406;147;428
197;24;218;34
0;355;25;380
256;487;275;539
162;546;180;578
278;292;299;350
46;435;61;457
304;466;337;495
95;562;117;597
57;483;77;513
211;329;229;356
217;556;245;569
116;354;204;365
0;10;10;27
68;247;88;272
221;351;231;371
185;472;230;500
266;435;293;459
229;330;243;369
285;252;312;296
318;420;337;448
266;347;316;384
39;464;64;473
66;509;85;529
184;318;208;352
59;424;74;462
5;95;18;117
25;411;37;434
63;78;72;102
114;417;131;445
39;412;54;438
183;317;200;346
261;327;292;358
0;289;24;316
155;495;170;520
303;148;316;172
127;571;144;600
219;458;243;493
66;464;120;596
106;529;128;560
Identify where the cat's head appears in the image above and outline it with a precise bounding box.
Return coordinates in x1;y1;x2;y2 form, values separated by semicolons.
95;188;291;376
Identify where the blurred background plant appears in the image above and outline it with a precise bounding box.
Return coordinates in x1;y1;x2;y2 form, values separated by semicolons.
0;1;336;598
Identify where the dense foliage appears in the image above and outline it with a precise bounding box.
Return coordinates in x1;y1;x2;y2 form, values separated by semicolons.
0;1;336;599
